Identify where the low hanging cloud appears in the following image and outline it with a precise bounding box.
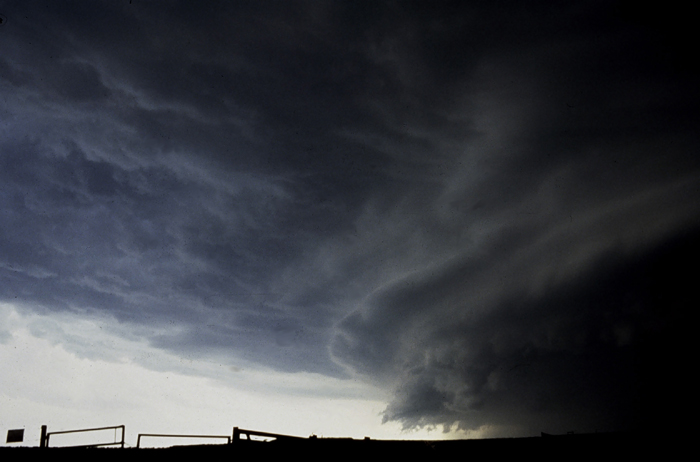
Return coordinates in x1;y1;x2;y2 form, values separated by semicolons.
333;222;699;434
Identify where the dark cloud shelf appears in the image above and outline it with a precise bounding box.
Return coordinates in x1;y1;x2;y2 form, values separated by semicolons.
1;0;697;439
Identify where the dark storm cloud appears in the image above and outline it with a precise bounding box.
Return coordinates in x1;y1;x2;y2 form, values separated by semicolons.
333;227;699;434
1;0;698;435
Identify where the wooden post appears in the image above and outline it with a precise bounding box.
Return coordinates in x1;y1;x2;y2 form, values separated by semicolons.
40;425;47;448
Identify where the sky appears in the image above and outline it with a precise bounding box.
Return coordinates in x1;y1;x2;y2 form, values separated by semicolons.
1;0;698;446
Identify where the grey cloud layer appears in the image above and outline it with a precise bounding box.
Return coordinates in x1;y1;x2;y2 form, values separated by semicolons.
1;0;697;435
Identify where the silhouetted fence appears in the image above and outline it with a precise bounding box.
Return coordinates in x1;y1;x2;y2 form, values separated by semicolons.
40;424;125;448
31;424;367;448
136;433;231;448
232;426;304;442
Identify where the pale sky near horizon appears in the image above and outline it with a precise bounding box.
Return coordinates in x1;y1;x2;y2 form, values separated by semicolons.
0;304;448;447
2;302;449;446
1;0;697;446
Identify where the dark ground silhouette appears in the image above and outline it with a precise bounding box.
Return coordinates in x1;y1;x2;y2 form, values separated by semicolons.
0;432;671;461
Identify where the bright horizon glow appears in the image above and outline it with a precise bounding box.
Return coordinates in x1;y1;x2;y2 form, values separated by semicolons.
0;303;485;447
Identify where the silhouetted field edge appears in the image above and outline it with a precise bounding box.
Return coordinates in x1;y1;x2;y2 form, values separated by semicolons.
1;432;674;460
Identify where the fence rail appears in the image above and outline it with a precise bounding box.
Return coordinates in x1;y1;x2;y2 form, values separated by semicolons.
136;433;231;448
232;426;304;442
42;425;125;448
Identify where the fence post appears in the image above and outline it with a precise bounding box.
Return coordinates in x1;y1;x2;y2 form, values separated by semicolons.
40;425;47;448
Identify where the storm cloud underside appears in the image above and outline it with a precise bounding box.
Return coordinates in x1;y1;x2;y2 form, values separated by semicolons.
1;1;697;436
